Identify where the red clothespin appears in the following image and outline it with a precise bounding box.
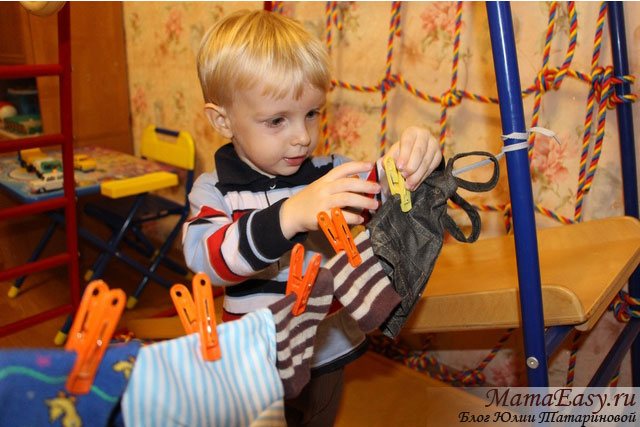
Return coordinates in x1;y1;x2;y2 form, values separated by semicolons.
192;273;221;362
170;284;198;335
65;280;125;394
286;243;321;316
317;207;362;267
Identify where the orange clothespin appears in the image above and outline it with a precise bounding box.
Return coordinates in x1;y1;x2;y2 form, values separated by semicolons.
317;207;362;267
384;156;412;212
170;284;198;335
65;280;125;394
192;273;221;362
286;243;321;316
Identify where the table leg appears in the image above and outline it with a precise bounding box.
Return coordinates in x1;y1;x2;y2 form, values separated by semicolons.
127;212;191;308
87;194;146;281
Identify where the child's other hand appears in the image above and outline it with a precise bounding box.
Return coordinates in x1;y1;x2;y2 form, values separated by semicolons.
385;126;442;191
280;161;381;239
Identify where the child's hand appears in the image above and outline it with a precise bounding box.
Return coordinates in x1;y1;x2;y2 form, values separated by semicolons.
280;161;381;239
385;126;442;191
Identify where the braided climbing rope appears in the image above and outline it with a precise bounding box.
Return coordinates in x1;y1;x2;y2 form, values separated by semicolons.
317;1;636;230
268;1;638;386
369;329;515;386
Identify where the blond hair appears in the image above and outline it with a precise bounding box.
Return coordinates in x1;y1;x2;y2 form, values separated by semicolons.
197;10;331;107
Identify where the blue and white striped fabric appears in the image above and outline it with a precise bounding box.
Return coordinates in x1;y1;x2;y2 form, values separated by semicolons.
121;308;284;427
249;400;286;426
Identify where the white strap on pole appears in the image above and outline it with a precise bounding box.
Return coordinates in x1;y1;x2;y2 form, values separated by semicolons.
452;127;559;177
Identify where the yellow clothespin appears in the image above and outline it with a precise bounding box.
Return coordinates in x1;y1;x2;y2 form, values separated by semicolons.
192;273;221;362
317;207;362;267
384;156;412;212
65;280;125;394
170;284;198;335
286;243;321;316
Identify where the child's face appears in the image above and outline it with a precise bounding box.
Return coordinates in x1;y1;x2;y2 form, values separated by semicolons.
224;82;326;177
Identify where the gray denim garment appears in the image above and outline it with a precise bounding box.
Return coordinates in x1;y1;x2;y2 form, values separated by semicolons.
366;151;499;338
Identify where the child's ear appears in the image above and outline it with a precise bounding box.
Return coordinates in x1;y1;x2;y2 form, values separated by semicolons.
204;103;233;139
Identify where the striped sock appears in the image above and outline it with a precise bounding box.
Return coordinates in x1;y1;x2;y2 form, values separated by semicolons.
325;229;401;333
268;268;333;399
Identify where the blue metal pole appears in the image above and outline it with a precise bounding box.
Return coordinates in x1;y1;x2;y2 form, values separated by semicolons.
607;1;640;386
589;319;640;387
486;1;548;386
545;325;574;358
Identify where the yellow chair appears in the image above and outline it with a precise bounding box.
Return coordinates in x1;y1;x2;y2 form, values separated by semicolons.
83;125;195;308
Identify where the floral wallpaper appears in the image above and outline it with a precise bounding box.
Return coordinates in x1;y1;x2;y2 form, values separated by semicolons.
123;2;640;387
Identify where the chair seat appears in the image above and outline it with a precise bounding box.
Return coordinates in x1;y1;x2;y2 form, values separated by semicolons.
402;216;640;333
85;194;184;225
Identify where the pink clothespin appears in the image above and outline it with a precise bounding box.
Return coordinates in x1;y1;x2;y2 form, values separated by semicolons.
317;208;362;267
65;280;125;394
286;243;321;316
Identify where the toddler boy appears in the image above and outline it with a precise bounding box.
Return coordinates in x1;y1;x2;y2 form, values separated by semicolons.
184;9;442;426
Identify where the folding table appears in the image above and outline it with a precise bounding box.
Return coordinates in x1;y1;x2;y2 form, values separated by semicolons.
0;146;182;304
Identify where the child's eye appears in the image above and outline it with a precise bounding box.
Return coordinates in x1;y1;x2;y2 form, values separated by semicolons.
266;117;285;128
306;109;321;120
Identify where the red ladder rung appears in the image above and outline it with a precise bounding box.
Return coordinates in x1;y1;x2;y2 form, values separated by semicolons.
0;63;63;79
0;198;67;221
0;253;71;282
0;134;66;154
0;303;74;337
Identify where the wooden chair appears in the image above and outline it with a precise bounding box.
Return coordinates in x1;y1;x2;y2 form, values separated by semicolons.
83;125;195;308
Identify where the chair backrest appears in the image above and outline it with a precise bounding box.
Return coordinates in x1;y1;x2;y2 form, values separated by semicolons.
140;125;195;171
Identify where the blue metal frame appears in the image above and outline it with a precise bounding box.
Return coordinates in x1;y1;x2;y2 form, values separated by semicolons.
607;1;640;386
486;1;548;387
545;325;574;357
589;319;640;387
487;1;639;387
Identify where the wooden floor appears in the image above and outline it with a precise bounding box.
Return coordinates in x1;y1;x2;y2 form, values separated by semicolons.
336;352;522;427
0;249;180;348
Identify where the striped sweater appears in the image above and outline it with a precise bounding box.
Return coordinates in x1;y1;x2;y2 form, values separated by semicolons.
182;143;382;371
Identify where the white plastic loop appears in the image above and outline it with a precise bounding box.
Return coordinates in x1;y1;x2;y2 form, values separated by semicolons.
501;132;529;141
501;140;529;153
452;127;559;177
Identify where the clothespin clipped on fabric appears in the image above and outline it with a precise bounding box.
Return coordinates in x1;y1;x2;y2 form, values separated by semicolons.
170;284;198;335
317;207;362;267
384;156;412;212
286;243;321;316
65;280;125;394
170;275;221;361
192;273;222;362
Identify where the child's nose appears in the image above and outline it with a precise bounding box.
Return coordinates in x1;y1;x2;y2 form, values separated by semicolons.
292;124;311;146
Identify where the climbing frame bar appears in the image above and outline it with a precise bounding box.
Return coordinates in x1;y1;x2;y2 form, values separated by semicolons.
486;1;548;387
607;1;640;386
